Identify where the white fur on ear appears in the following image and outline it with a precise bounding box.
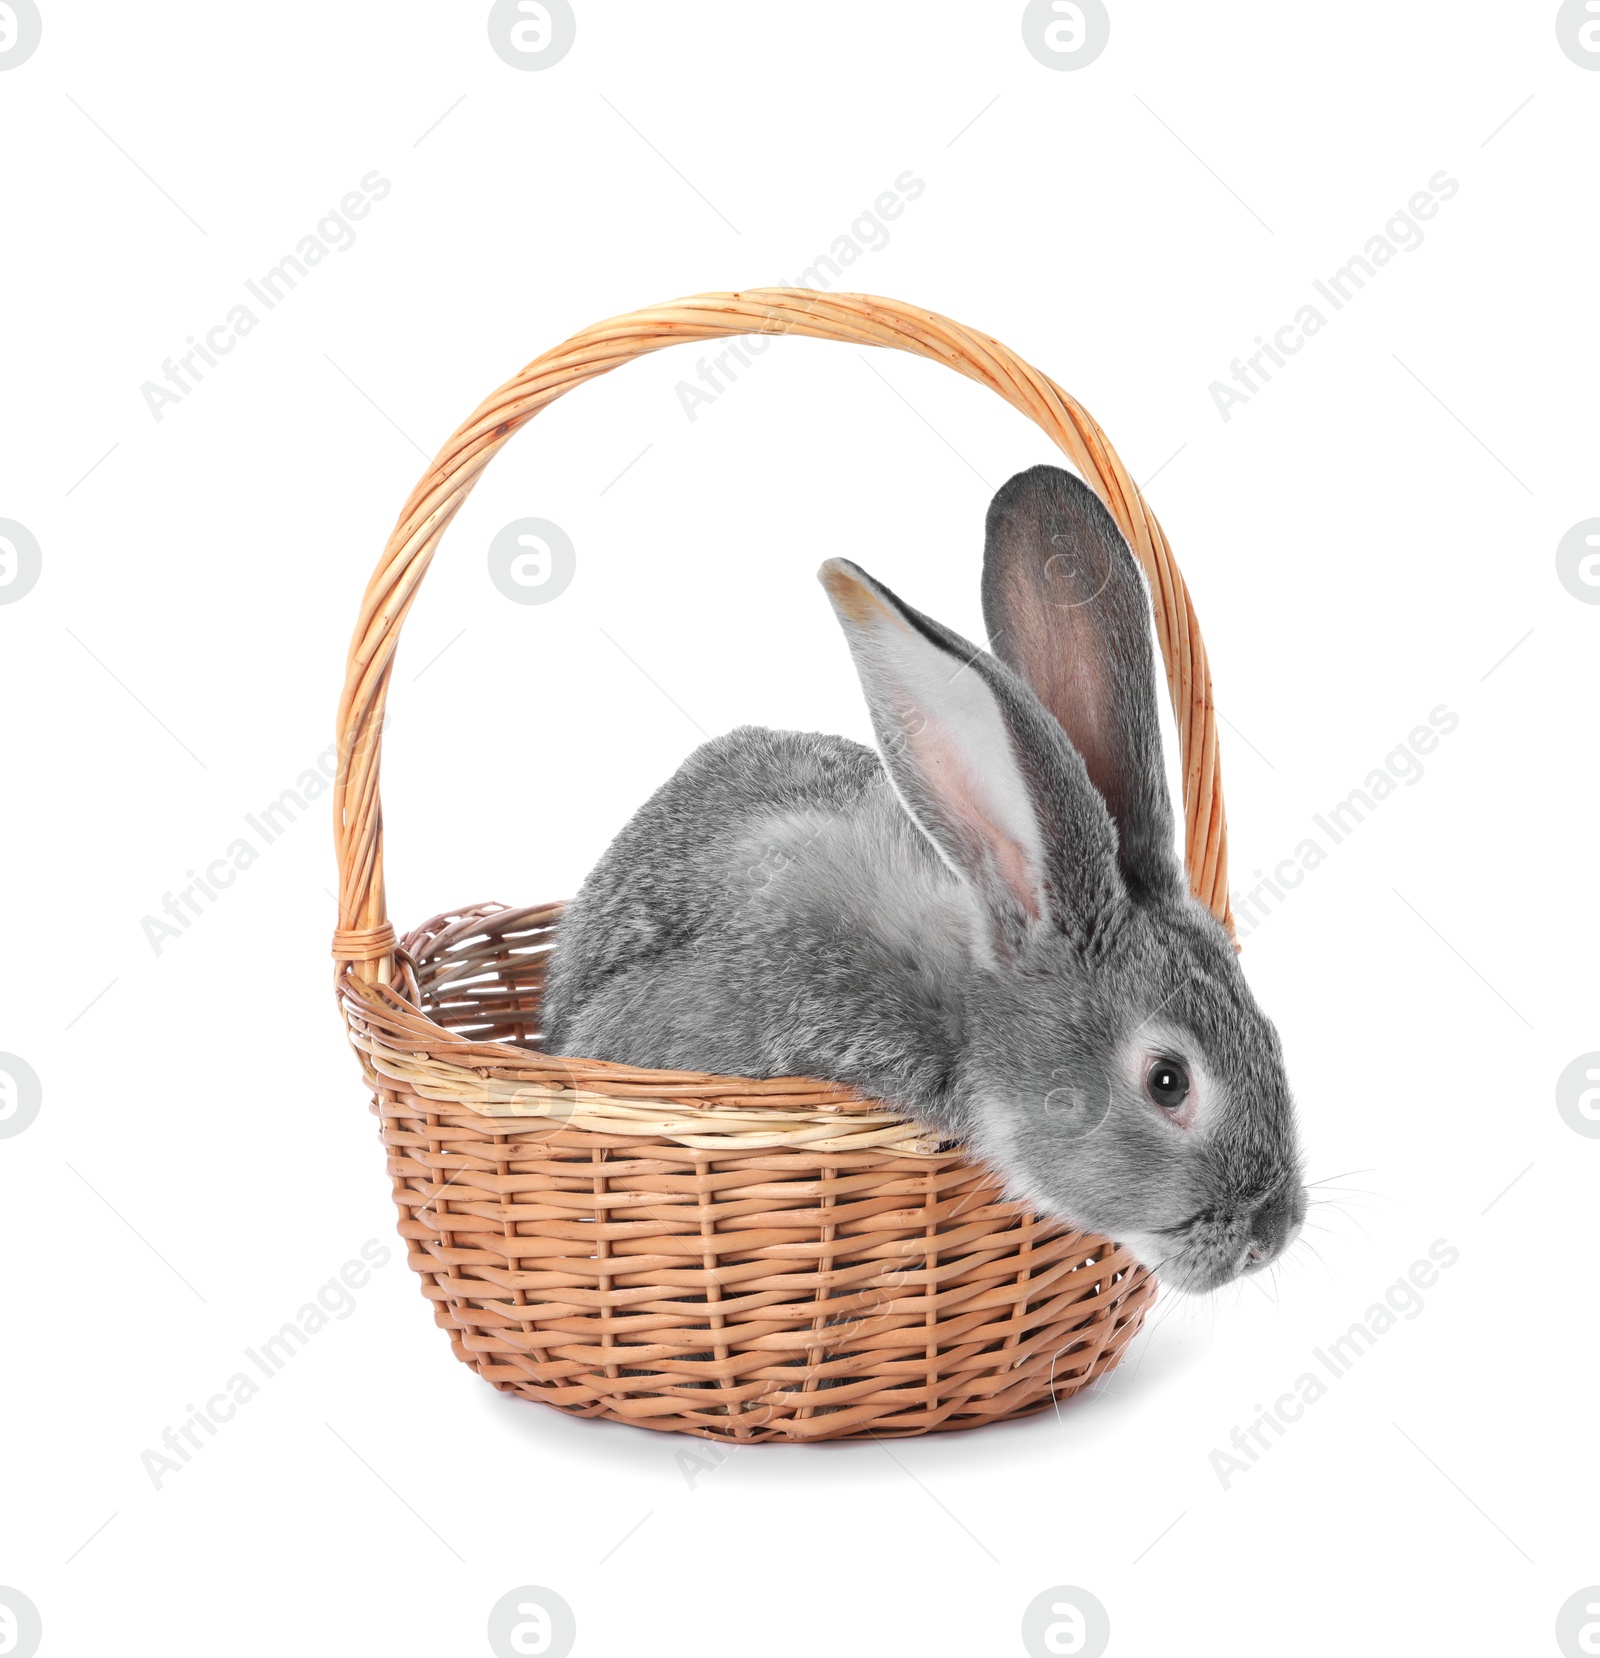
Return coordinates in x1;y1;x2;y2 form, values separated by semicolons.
820;558;1049;925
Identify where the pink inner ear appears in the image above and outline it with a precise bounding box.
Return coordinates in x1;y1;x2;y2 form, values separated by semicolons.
989;829;1044;922
907;714;1043;923
1037;627;1113;802
993;550;1126;828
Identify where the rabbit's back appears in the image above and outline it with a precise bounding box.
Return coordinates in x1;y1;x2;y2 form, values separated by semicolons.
540;725;974;1107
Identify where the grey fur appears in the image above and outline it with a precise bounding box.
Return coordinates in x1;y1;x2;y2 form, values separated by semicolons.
541;466;1306;1292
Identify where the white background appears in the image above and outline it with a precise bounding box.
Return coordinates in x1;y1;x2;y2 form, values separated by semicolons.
2;3;1596;1655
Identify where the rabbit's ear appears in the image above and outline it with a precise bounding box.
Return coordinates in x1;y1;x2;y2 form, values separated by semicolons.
819;557;1121;950
980;465;1183;904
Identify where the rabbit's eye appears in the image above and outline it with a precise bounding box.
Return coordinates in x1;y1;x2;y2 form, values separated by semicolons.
1145;1058;1190;1110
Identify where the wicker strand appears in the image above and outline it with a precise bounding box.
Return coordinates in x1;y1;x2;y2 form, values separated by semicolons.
332;922;397;962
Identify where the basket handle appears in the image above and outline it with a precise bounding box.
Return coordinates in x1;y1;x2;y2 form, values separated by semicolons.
333;290;1233;982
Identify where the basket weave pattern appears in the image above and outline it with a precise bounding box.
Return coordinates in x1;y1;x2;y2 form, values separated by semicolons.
333;291;1233;1441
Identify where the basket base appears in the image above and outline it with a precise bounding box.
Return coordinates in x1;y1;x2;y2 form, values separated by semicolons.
379;1100;1155;1444
445;1307;1143;1443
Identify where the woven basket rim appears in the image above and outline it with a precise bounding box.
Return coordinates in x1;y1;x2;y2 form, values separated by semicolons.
332;288;1235;1141
352;901;887;1105
338;900;954;1152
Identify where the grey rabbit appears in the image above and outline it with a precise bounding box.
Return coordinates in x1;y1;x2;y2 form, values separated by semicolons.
541;465;1305;1291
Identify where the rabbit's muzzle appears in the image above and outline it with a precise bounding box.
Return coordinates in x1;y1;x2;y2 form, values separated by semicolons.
1238;1182;1308;1275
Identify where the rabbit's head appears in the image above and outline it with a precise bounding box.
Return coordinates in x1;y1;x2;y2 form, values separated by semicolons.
819;465;1304;1293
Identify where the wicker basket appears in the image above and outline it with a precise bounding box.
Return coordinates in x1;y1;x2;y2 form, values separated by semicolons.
332;290;1235;1442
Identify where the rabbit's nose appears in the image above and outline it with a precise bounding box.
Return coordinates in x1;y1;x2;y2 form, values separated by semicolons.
1240;1185;1307;1272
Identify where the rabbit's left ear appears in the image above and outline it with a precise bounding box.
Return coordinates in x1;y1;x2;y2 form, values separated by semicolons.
818;557;1122;953
980;465;1183;905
